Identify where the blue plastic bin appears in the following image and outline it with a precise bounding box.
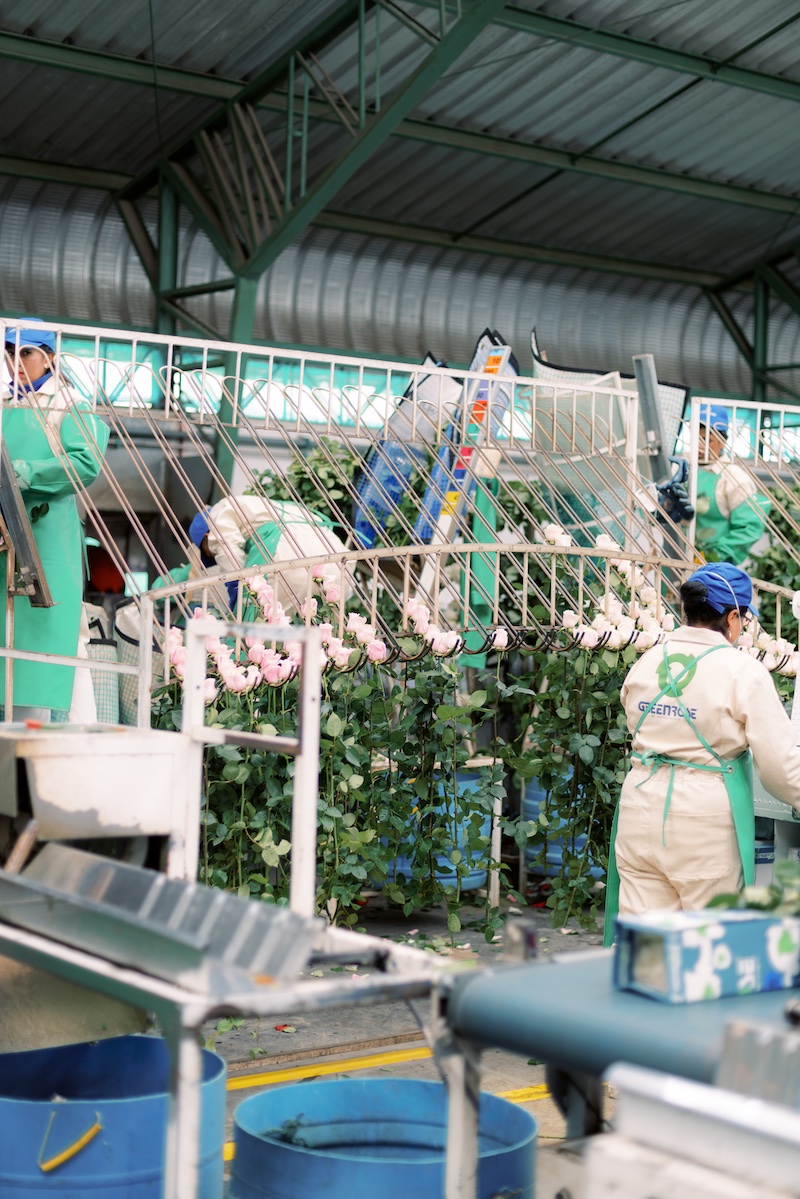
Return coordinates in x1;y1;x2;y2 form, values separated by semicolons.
524;774;603;881
229;1077;536;1199
0;1034;226;1196
384;770;491;891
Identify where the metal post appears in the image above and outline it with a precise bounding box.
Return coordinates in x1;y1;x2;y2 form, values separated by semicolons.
137;595;155;730
4;546;13;719
285;55;295;215
438;1025;482;1199
489;789;501;910
358;0;367;128
290;626;322;917
753;276;769;405
175;616;209;882
157;176;179;337
686;398;701;558
214;276;259;497
623;389;639;553
161;1012;205;1199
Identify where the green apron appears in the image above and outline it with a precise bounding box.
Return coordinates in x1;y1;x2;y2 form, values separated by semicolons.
695;467;769;565
0;399;109;711
603;641;755;946
243;504;336;569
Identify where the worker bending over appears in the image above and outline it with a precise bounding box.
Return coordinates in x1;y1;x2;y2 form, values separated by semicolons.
604;562;800;943
695;403;769;564
189;494;351;612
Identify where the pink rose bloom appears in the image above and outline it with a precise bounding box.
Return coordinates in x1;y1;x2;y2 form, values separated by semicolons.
203;678;218;705
326;637;345;660
366;638;388;663
278;658;296;682
245;634;263;649
412;613;430;635
323;583;341;604
172;660;185;681
300;598;318;620
248;644;265;666
245;574;266;591
191;608;208;620
346;613;368;633
424;625;441;643
284;640;303;662
166;626;183;650
660;613;676;633
264;660;283;685
311;565;327;581
492;627;509;650
244;666;262;690
205;636;222;655
318;623;333;644
355;624;376;645
226;670;249;693
170;645;187;669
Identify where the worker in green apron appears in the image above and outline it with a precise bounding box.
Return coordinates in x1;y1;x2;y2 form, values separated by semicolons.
695;403;769;565
604;562;800;946
2;323;109;718
188;495;351;615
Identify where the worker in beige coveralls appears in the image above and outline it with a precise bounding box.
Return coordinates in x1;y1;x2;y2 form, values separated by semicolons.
603;563;800;944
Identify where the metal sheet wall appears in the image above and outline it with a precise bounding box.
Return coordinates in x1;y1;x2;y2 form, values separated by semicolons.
0;177;794;396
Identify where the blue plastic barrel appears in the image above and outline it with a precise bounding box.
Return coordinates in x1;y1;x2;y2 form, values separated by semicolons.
229;1078;536;1199
385;771;491;891
524;774;603;881
0;1034;226;1197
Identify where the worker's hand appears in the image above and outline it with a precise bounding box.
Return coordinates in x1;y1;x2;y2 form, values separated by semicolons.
10;460;31;490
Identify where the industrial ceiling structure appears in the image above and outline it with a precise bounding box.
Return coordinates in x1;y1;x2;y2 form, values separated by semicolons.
3;0;800;395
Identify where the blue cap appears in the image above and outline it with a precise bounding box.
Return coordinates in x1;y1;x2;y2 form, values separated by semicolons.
4;319;56;353
698;402;729;437
189;510;210;546
688;562;758;616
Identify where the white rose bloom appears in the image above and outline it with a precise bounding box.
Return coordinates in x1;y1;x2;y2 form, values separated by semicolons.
543;523;565;543
561;610;580;629
555;533;573;547
595;533;621;551
606;629;624;650
617;616;636;637
660;613;676;632
640;586;657;605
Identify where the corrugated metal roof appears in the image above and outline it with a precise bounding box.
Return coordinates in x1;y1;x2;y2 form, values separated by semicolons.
2;0;800;400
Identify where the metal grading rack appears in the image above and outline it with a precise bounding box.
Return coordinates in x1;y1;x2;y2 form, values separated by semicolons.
0;615;467;1199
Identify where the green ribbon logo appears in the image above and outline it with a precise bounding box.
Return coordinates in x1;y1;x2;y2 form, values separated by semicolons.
656;653;697;696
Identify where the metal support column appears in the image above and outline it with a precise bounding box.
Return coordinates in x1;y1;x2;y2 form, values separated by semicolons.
157;176;179;336
213;275;259;496
753;276;769;405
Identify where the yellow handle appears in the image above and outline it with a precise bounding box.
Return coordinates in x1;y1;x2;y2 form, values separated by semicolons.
38;1110;103;1173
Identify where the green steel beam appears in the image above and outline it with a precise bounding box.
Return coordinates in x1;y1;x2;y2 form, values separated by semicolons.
0;154;130;191
8;6;800;109
704;290;754;366
393;118;800;216
115;198;158;287
753;276;769;404
240;0;518;280
758;264;800;318
121;0;361;199
422;2;800;105
315;210;722;286
0;30;239;97
157;178;179;336
5;103;799;218
215;277;259;493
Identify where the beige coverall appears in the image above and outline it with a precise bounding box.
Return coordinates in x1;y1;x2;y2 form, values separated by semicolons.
617;625;800;914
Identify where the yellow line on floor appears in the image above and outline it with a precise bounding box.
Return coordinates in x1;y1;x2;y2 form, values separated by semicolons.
496;1083;550;1103
226;1045;433;1091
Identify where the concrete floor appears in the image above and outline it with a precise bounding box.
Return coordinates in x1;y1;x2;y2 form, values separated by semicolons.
205;899;606;1194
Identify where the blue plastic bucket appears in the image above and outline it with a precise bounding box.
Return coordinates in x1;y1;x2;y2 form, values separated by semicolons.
523;775;603;881
0;1034;226;1196
385;771;491;891
229;1077;536;1199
